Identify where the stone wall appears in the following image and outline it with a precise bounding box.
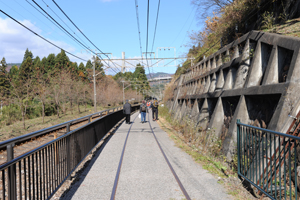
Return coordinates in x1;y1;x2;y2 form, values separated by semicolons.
168;31;300;160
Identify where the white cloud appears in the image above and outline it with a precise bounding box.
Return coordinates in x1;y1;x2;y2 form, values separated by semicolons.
0;17;76;63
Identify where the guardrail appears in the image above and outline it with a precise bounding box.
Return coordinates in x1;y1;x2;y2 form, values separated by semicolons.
237;119;298;200
0;105;140;200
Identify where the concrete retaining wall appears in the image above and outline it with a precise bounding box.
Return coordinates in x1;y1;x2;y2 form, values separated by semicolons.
169;31;300;160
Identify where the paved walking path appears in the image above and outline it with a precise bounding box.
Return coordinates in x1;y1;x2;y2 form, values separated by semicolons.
61;112;231;200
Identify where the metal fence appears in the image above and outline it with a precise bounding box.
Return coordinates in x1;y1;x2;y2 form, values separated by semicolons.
0;106;123;152
0;105;139;200
237;119;299;200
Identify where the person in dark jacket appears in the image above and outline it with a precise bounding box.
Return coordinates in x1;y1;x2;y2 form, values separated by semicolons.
152;99;159;121
140;100;148;123
123;100;131;124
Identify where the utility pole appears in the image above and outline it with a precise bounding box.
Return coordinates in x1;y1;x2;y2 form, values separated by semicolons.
93;60;97;113
123;82;125;104
122;52;125;73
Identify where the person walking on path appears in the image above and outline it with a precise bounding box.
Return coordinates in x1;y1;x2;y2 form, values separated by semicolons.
147;100;151;110
152;99;159;121
123;100;131;124
140;100;148;123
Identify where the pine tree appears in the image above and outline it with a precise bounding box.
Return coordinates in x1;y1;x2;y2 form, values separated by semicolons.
133;64;150;93
55;50;70;70
0;57;10;97
19;57;33;81
86;60;93;69
23;48;33;62
92;56;105;76
9;65;19;78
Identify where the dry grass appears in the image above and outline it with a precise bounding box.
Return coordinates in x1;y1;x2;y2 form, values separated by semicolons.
263;18;300;38
157;108;258;200
0;105;107;142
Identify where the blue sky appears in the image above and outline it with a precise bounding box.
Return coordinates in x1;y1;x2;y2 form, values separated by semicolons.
0;0;202;74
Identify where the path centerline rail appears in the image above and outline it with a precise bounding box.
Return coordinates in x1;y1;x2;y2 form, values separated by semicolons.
110;112;191;200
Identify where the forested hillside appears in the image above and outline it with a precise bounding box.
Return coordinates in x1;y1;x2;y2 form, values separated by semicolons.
175;0;300;75
0;49;147;129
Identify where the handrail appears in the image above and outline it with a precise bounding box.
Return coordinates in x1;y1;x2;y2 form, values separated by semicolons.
0;108;118;170
0;105;140;200
236;121;300;140
0;106;122;148
237;119;299;200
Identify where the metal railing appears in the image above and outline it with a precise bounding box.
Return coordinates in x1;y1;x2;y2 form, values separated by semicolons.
0;105;139;200
0;106;123;151
237;119;299;200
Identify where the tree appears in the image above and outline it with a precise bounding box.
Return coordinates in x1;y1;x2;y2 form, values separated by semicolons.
86;60;93;69
23;48;33;62
133;64;150;94
55;50;70;71
0;57;10;98
92;56;105;74
19;57;33;82
9;65;19;78
10;75;33;129
192;0;233;20
78;62;87;81
33;70;50;123
46;53;56;74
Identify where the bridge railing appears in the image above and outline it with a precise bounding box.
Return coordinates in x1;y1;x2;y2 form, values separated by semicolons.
237;119;298;200
0;105;140;200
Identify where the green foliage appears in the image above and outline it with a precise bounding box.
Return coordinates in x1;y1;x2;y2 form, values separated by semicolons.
9;65;19;77
19;57;33;82
0;104;21;126
0;57;10;97
261;11;275;30
23;48;33;62
86;60;93;69
55;50;70;71
92;56;105;76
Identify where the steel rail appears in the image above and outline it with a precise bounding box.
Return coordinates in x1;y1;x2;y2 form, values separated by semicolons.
0;106;122;149
147;114;191;200
110;114;138;200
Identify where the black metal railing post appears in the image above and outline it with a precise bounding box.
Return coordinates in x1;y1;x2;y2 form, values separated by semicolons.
66;136;71;180
7;143;16;200
237;119;241;175
66;123;70;133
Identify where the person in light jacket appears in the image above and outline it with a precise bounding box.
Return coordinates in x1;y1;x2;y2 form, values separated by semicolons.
140;100;148;123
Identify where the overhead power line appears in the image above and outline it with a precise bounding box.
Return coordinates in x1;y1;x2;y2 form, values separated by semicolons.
134;0;143;61
0;9;87;62
145;0;152;78
40;0;90;49
150;0;161;78
150;0;160;54
51;0;120;74
24;0;87;49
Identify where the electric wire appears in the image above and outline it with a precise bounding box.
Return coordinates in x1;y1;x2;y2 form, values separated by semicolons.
150;0;161;78
51;0;120;74
32;0;94;55
0;9;87;62
21;0;83;48
150;0;160;54
134;0;143;63
32;0;119;74
145;0;152;79
41;0;90;49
